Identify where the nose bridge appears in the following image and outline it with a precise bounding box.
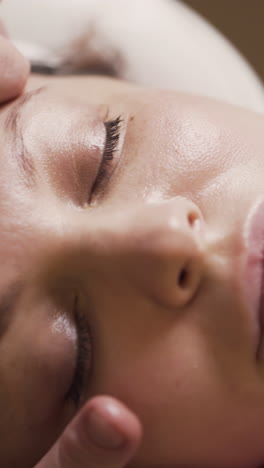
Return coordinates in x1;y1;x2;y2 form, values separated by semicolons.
62;198;205;309
98;198;205;308
116;198;201;255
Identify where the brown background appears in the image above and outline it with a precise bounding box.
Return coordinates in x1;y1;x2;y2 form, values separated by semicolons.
182;0;264;83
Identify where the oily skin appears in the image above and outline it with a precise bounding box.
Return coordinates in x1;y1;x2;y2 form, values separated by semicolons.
0;75;264;467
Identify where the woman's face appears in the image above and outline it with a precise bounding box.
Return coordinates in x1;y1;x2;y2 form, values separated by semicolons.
1;75;264;468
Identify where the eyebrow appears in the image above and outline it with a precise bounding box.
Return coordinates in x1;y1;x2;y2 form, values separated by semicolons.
5;87;45;187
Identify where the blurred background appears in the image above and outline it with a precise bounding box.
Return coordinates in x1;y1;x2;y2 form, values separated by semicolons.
183;0;264;82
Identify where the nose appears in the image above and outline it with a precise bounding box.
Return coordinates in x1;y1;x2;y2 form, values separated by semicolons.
90;197;206;309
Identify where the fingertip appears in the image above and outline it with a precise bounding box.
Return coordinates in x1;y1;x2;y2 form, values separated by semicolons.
86;396;142;452
58;396;142;468
14;49;31;93
0;37;30;102
4;45;30;97
0;21;8;38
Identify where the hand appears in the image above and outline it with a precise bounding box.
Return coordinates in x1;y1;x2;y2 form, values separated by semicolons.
0;20;29;103
35;396;142;468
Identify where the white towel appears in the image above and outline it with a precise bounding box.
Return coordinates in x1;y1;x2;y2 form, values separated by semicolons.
1;0;264;112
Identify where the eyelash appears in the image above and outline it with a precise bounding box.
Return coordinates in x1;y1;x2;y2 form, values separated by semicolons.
65;298;93;408
90;115;122;197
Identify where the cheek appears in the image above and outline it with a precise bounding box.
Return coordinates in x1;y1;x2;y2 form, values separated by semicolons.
90;322;228;463
0;310;77;467
1;301;77;421
91;315;264;466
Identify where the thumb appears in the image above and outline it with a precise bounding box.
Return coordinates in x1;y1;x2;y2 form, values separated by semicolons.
36;396;142;468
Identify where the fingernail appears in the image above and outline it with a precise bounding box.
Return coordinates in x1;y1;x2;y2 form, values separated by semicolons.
88;407;125;449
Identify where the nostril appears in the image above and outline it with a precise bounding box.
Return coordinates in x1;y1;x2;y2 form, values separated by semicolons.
188;211;199;227
188;211;196;226
187;211;202;233
178;266;189;289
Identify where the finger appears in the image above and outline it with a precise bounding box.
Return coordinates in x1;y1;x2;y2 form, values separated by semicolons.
0;21;8;37
0;35;30;102
36;396;142;468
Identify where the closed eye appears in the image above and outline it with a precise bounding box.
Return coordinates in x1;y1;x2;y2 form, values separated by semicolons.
65;297;93;409
89;115;122;201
